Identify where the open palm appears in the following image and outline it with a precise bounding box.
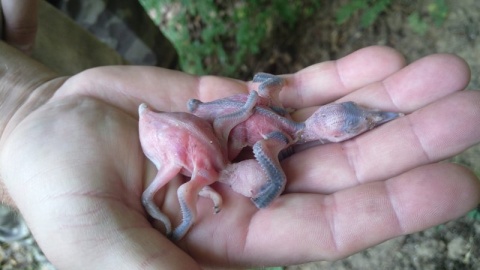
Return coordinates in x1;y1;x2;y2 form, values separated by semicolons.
1;46;479;269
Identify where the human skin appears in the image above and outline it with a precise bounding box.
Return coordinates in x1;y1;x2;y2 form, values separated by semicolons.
1;0;38;54
0;43;479;269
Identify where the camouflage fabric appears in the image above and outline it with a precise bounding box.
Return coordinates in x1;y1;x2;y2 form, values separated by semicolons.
51;0;178;69
32;1;127;75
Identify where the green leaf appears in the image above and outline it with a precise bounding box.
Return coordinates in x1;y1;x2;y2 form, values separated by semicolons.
360;0;391;27
407;12;428;35
336;0;368;25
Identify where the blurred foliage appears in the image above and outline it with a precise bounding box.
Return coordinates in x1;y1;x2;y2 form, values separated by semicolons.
407;11;429;35
140;0;450;76
427;0;449;26
467;205;480;221
335;0;392;27
140;0;321;76
336;0;448;35
409;0;448;35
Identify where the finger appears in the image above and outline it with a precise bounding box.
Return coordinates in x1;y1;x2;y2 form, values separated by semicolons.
338;53;471;112
278;46;406;108
58;66;249;115
61;46;404;115
242;163;480;265
1;0;38;54
291;53;471;121
285;90;480;193
286;53;472;193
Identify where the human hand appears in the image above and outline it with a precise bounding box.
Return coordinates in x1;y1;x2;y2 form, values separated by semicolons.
1;0;38;54
0;45;479;269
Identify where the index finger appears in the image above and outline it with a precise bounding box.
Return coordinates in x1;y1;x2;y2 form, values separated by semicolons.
279;46;406;108
58;46;405;116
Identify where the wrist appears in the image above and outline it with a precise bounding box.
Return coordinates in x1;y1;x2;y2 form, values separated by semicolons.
0;41;61;206
0;41;60;144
